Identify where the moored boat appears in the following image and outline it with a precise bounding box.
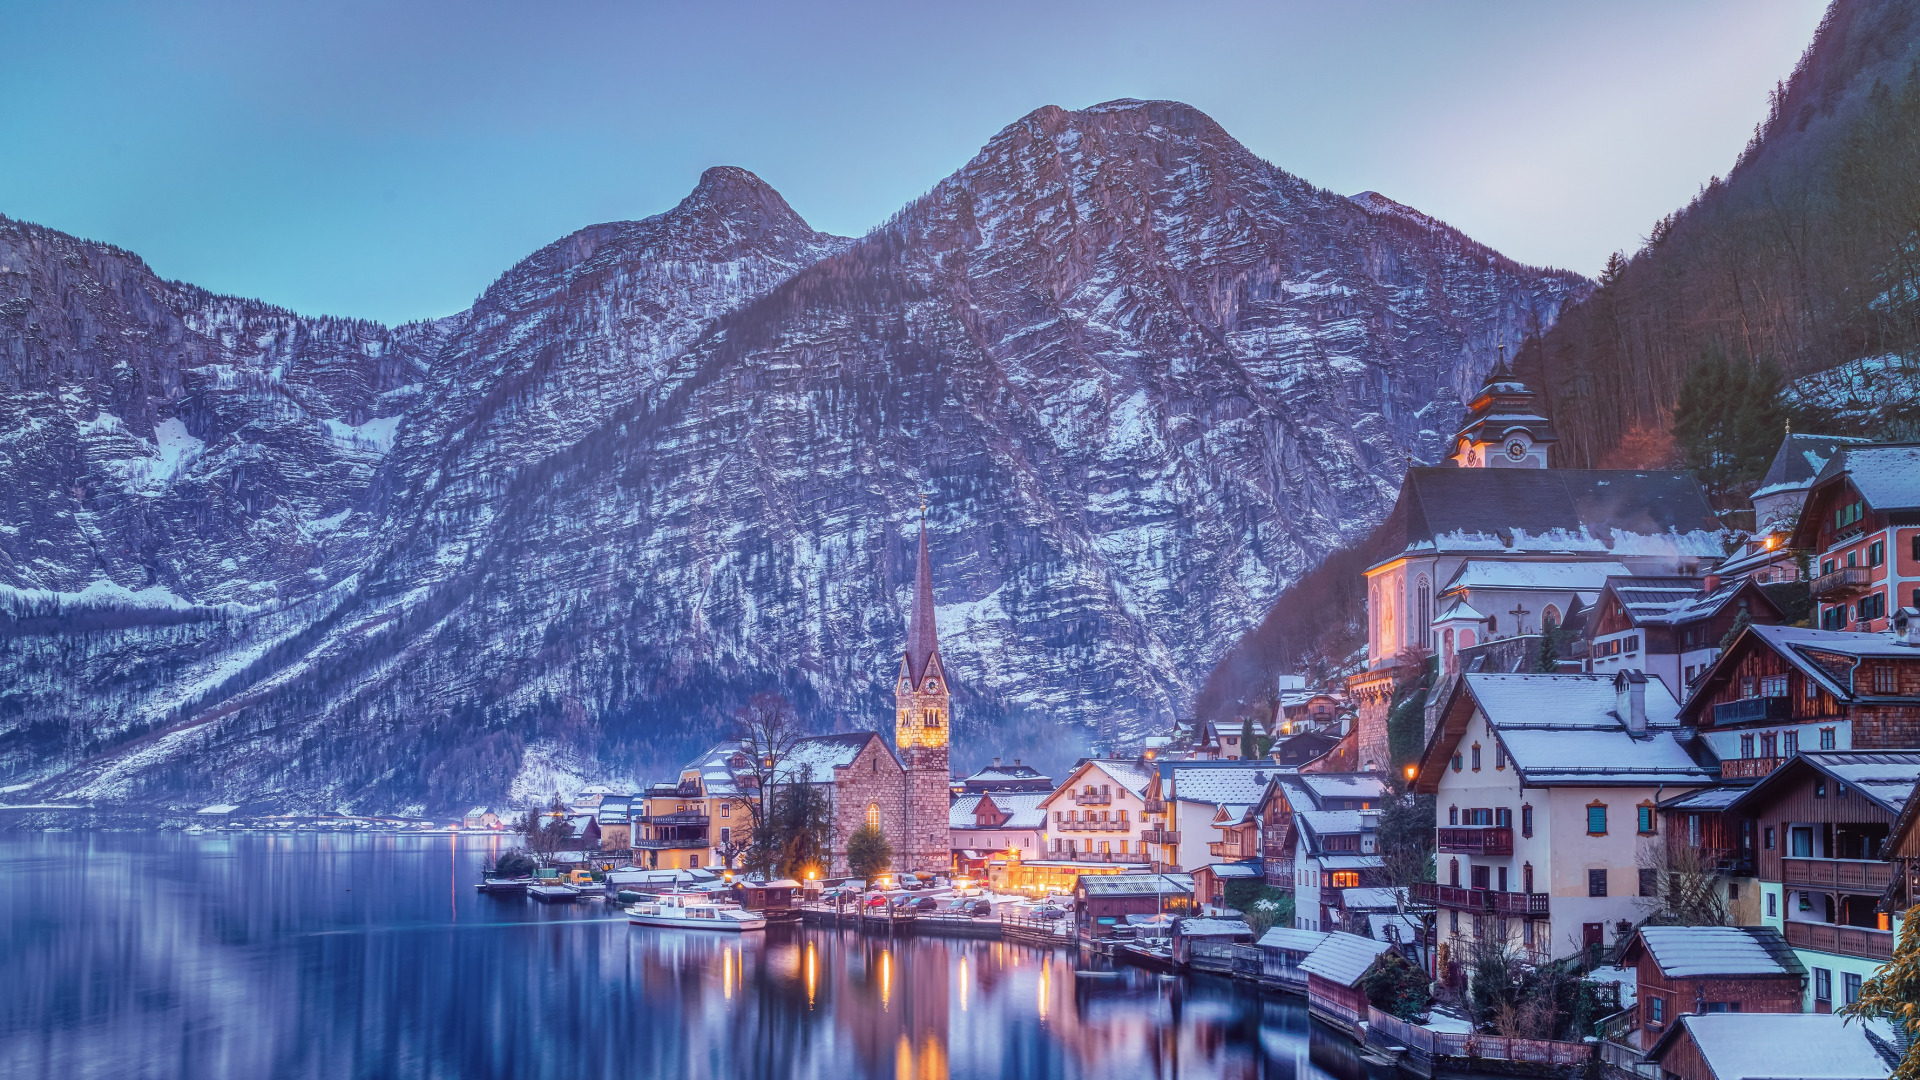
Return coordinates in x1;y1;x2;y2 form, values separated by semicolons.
626;892;766;931
529;883;580;903
475;877;530;895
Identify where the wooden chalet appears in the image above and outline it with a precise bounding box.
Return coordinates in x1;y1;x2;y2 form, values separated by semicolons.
1585;574;1783;699
1787;442;1920;634
1646;1013;1897;1080
1677;621;1920;779
1618;926;1804;1048
1723;751;1920;1009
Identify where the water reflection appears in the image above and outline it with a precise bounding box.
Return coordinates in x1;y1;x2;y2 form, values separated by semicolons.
0;833;1390;1080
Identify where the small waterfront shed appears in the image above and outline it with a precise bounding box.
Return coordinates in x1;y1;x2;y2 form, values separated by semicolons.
1256;926;1328;991
1619;925;1805;1046
1170;916;1252;964
1298;932;1391;1035
1646;1013;1897;1080
1075;874;1192;940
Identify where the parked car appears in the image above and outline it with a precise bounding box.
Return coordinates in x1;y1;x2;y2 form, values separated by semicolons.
968;900;992;917
911;896;938;911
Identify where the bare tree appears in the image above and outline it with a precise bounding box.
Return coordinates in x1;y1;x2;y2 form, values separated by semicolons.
1637;838;1730;926
732;692;808;874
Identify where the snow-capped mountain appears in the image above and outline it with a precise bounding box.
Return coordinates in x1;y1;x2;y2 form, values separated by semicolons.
1;100;1586;810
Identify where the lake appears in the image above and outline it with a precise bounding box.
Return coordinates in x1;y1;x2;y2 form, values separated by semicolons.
0;831;1390;1080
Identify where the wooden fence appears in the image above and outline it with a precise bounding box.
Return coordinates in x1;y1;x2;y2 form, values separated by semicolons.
1366;1007;1593;1067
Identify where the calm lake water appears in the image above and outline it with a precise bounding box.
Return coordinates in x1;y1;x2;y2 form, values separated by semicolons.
0;832;1388;1080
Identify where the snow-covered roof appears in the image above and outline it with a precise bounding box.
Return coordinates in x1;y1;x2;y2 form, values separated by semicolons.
1317;855;1384;871
1257;926;1329;953
1370;467;1724;569
1459;673;1713;787
1652;1013;1897;1080
1079;874;1192;897
1170;764;1280;806
1176;917;1253;938
1631;926;1802;978
1442;559;1631;594
1339;886;1403;911
949;791;1047;830
1754;433;1872;498
1435;597;1485;623
1058;758;1154;800
774;732;892;783
1815;442;1920;512
1296;809;1366;839
1296;773;1387;803
464;806;492;816
1201;861;1262;879
1298;932;1392;987
1659;786;1744;811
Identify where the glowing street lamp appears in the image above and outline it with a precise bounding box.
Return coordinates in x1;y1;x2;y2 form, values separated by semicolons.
1404;764;1418;782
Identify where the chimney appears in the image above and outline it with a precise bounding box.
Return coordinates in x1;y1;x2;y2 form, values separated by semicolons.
1616;670;1648;734
1013;758;1022;767
993;756;1002;768
1702;573;1722;593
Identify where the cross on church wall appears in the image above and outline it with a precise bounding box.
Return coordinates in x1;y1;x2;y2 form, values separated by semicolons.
1509;603;1531;636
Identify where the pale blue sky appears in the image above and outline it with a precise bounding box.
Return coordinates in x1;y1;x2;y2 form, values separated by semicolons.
1;1;1827;324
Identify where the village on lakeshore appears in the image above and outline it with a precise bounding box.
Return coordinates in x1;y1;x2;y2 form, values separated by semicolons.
192;365;1918;1080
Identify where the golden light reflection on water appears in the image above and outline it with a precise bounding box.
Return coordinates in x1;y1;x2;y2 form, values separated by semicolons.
1037;954;1049;1024
957;954;967;1012
880;947;892;1011
723;941;735;1000
893;1033;950;1080
805;940;818;1009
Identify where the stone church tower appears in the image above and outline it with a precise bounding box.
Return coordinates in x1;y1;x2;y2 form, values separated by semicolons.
1448;344;1558;469
894;508;953;873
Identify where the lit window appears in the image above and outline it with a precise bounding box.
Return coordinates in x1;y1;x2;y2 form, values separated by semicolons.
1330;871;1360;888
865;803;880;828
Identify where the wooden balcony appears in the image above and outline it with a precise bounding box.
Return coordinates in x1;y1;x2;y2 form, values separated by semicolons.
1811;566;1873;598
1072;790;1112;805
1208;841;1258;859
1050;850;1151;865
1142;829;1180;846
1413;882;1548;916
1712;696;1792;725
1142;797;1166;815
1784;919;1894;961
1263;838;1292;859
1055;818;1129;832
1721;756;1787;780
1438;826;1513;856
1781;857;1895;893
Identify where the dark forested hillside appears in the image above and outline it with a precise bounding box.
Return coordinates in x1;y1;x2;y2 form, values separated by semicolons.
1198;0;1920;720
1526;0;1920;467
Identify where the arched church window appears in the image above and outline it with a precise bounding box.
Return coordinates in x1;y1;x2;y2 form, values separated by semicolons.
865;803;880;828
1543;605;1561;630
1417;576;1431;635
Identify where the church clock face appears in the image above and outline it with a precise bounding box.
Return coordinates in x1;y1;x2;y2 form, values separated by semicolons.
925;680;940;693
1505;440;1528;461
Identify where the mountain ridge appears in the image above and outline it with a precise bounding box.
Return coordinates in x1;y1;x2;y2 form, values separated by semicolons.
2;99;1586;810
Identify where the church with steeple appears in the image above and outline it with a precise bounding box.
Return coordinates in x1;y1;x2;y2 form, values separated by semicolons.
893;506;955;873
1344;349;1725;772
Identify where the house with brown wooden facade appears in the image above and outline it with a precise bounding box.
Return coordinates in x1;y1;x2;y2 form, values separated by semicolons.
1787;442;1920;633
1584;574;1783;699
1617;925;1804;1048
1677;621;1920;781
1646;1013;1898;1080
1722;750;1920;1012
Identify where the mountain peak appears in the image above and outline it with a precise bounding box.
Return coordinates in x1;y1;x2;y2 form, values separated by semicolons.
675;165;815;237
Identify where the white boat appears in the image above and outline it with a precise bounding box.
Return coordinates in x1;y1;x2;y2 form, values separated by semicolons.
625;892;767;931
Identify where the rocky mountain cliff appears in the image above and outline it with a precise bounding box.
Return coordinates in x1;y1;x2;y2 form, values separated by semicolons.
0;100;1585;811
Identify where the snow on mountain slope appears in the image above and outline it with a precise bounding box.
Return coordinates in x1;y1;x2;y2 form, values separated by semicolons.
2;102;1586;810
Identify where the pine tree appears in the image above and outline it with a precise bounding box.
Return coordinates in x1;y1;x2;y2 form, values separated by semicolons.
1239;714;1258;760
1840;904;1920;1080
846;824;893;882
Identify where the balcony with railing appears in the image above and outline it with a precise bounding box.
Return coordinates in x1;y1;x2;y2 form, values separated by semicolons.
1055;817;1130;832
1720;756;1788;780
1781;857;1895;893
1263;837;1292;859
1049;849;1151;865
1438;826;1513;856
1811;565;1873;598
1712;696;1792;726
1142;828;1180;846
633;812;710;849
1142;797;1166;815
1209;841;1259;859
1784;919;1894;961
1413;882;1549;916
1072;790;1112;806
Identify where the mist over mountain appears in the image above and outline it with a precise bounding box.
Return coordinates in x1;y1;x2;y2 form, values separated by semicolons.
1;100;1585;812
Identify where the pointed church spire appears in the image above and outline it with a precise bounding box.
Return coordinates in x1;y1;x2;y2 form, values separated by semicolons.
906;496;940;681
